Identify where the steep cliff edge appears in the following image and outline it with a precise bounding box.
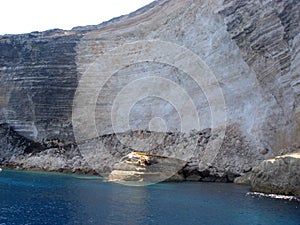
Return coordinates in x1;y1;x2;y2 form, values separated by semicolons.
0;0;299;182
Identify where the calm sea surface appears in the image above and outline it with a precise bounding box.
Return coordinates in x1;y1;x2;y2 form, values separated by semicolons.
0;169;299;225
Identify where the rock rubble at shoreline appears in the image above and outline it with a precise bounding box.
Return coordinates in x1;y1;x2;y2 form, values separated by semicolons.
0;123;251;182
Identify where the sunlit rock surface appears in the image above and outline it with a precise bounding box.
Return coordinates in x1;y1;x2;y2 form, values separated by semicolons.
0;0;299;181
108;152;187;184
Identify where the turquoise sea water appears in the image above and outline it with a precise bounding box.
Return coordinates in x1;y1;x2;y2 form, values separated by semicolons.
0;169;299;225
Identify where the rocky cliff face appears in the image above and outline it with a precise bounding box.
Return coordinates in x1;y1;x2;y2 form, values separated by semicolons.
0;29;81;142
219;0;300;152
0;0;299;180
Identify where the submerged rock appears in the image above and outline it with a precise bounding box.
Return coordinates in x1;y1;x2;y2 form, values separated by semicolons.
108;152;187;185
250;153;300;195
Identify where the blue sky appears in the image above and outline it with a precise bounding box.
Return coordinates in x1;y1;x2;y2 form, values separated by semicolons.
0;0;154;35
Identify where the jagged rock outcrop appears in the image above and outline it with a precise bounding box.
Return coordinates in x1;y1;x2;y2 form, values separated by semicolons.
0;123;41;163
0;123;93;173
0;0;299;182
250;153;300;195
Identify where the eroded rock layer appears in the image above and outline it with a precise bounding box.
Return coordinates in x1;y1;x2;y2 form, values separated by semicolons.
0;30;82;142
